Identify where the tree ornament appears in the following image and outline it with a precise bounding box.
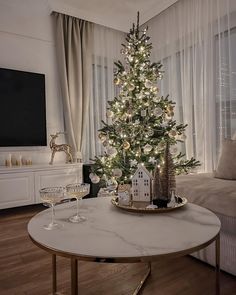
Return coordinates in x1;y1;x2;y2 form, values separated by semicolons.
165;114;173;121
120;48;126;55
128;84;135;91
98;133;107;143
130;159;138;167
167;111;174;118
123;141;130;150
146;129;154;137
141;109;147;117
112;168;123;178
106;110;114;118
148;157;156;164
102;140;109;147
151;86;158;93
170;145;178;154
145;80;152;88
89;173;100;184
128;56;134;62
143;144;152;154
153;96;161;103
167;105;174;112
126;109;133;117
168;130;177;138
153;107;163;117
114;77;120;85
158;141;166;149
161;121;169;127
136;92;143;99
139;74;145;81
107;146;117;157
106;178;118;191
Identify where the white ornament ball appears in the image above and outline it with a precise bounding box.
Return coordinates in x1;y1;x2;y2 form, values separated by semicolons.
168;130;177;138
144;144;153;154
107;147;117;157
112;168;122;178
145;80;152;88
170;145;178;154
128;84;135;91
153;107;163;117
89;173;100;184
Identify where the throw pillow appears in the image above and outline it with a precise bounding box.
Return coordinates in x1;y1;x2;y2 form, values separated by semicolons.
215;139;236;180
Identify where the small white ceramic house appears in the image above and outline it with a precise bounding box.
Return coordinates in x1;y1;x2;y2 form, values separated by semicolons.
132;164;153;202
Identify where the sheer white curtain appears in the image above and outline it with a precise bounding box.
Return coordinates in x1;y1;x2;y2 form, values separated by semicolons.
145;0;236;172
83;25;125;162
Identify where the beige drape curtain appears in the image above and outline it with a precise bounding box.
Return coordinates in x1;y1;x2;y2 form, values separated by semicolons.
53;12;93;161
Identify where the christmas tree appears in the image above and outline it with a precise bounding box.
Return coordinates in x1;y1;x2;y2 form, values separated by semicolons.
90;13;200;186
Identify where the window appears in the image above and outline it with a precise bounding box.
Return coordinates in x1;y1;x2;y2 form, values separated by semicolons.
215;27;236;155
138;171;143;178
144;179;149;186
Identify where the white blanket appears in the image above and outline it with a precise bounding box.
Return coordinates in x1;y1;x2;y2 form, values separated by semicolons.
176;173;236;218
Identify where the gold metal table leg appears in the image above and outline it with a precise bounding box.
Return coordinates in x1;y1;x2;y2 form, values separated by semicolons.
52;254;57;295
71;258;78;295
215;234;220;295
133;262;151;295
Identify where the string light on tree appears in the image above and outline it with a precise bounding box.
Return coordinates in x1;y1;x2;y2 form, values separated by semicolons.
92;12;200;184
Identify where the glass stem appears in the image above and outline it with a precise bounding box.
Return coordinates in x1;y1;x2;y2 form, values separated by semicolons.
51;204;55;224
76;198;79;217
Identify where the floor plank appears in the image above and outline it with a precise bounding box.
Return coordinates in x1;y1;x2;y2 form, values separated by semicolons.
0;205;235;295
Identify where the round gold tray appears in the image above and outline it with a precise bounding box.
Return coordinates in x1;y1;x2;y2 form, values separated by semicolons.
111;196;187;213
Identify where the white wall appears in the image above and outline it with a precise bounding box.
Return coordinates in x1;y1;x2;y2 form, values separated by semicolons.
0;0;66;165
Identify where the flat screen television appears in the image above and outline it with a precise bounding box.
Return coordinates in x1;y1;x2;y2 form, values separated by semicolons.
0;67;47;147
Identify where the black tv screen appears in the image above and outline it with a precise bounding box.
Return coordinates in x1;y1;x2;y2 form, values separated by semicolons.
0;68;47;147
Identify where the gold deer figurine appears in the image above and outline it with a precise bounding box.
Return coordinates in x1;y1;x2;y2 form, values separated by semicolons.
49;132;73;165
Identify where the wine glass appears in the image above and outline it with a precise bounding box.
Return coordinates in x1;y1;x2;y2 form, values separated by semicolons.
39;186;65;230
66;183;90;223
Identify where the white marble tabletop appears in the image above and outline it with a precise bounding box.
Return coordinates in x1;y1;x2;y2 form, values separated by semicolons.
28;197;221;262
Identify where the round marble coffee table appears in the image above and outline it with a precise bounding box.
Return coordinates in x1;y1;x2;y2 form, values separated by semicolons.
28;197;221;295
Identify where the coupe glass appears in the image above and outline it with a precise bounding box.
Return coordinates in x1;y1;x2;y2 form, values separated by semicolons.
39;186;65;230
66;183;90;223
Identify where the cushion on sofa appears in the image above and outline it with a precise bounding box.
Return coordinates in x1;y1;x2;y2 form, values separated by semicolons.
215;139;236;180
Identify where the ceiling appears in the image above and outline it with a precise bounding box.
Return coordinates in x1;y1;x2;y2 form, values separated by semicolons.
48;0;179;32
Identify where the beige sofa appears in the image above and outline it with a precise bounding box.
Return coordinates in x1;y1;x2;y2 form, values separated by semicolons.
177;173;236;276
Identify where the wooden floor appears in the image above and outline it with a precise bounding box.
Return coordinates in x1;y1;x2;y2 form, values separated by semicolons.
0;205;235;295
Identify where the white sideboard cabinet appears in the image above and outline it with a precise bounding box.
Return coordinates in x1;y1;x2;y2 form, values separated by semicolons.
0;163;83;209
